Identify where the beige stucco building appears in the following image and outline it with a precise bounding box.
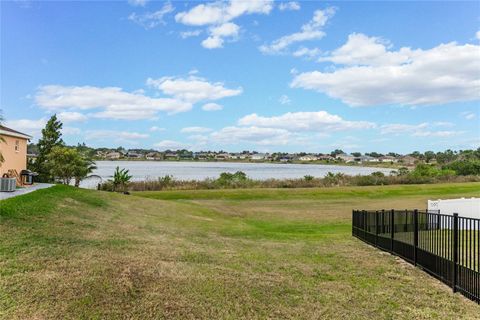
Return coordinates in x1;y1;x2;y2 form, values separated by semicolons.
0;125;32;177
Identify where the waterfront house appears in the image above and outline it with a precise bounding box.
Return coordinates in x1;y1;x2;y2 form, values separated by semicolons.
164;152;178;160
106;151;122;160
215;153;230;160
337;154;356;163
0;125;32;180
299;155;318;161
251;153;267;161
146;152;162;160
379;155;398;163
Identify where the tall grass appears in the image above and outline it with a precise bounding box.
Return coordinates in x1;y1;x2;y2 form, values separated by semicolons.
99;172;480;192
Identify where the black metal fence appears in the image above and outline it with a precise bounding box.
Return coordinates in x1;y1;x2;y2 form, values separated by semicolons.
352;209;479;304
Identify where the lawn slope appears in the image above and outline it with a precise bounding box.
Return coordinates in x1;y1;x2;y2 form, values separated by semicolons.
1;183;479;319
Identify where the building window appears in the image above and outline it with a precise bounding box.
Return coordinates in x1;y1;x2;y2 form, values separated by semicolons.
15;140;19;152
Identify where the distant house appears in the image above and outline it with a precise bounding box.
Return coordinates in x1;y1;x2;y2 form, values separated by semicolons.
106;152;121;160
337;154;356;163
400;155;417;166
164;153;178;160
125;151;143;159
251;153;267;161
195;152;208;160
318;154;334;161
379;156;398;163
299;155;318;161
0;125;32;181
215;153;230;160
359;155;379;163
145;152;162;160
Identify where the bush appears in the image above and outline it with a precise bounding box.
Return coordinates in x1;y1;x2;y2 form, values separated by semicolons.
443;160;480;176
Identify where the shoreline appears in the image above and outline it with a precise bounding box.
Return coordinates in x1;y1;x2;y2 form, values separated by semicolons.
92;158;404;170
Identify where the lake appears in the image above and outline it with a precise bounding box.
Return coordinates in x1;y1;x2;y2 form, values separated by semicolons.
80;161;394;188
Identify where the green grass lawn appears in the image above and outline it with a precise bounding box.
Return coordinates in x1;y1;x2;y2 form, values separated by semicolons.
1;183;479;319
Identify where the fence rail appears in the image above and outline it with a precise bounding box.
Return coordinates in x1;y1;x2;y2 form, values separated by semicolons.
352;209;479;304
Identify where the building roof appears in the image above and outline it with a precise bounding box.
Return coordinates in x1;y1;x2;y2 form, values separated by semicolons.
0;125;32;140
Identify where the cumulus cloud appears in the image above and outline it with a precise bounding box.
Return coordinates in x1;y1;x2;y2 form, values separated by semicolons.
180;126;212;133
175;0;273;49
36;85;192;120
292;34;480;107
202;22;240;48
238;111;375;132
278;2;300;11
380;122;464;137
293;47;321;58
128;2;174;29
154;140;189;150
85;130;149;140
202;102;223;111
149;126;165;132
4;118;46;140
180;29;202;38
259;7;335;54
146;76;242;103
211;126;292;145
57;111;88;123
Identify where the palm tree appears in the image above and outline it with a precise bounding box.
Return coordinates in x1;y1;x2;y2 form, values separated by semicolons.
73;157;97;187
112;166;132;192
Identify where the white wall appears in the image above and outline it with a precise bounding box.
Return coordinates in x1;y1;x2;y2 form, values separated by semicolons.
428;198;480;220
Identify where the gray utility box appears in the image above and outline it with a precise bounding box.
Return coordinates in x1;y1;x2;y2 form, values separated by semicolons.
0;178;16;192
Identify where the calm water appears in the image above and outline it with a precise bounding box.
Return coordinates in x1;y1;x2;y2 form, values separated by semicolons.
80;161;393;188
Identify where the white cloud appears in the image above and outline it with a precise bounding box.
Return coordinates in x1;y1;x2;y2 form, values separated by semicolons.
4;118;47;141
154;140;189;150
278;95;291;105
63;127;81;135
461;111;477;120
292;36;480;107
175;0;273;49
211;126;292;145
380;122;464;137
85;130;149;140
278;2;300;11
180;29;202;38
128;2;174;29
238;111;375;132
259;7;335;54
180;126;212;133
318;33;416;66
128;0;149;7
293;47;321;58
201;22;240;48
412;130;464;138
476;31;480;40
149;126;165;132
35;85;192;120
202;102;223;111
146;76;242;103
175;0;272;26
380;123;428;135
57;111;88;123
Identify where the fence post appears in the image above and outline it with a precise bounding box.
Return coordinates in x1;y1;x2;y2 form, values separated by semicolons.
414;209;418;266
390;209;395;253
352;210;354;236
375;210;379;247
452;213;459;293
381;209;385;234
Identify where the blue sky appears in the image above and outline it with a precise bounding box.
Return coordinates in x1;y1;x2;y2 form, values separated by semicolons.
1;0;479;153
